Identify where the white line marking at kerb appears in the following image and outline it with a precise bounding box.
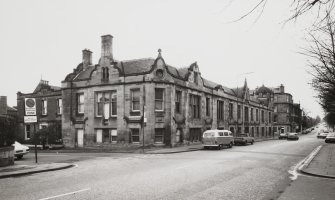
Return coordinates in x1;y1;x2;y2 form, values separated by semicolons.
38;188;91;200
288;145;322;180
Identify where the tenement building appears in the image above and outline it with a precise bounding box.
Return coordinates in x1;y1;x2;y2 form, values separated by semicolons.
16;80;62;143
262;84;302;134
61;34;274;148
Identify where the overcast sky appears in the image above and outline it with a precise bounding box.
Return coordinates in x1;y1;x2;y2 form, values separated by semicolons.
0;0;323;117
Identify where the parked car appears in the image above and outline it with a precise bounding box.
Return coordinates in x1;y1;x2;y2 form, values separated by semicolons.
325;132;335;143
317;130;329;139
302;129;310;134
287;132;299;140
279;132;288;139
12;141;30;159
202;130;234;150
234;133;254;145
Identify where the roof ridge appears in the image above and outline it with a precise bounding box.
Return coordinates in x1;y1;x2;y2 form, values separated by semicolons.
121;57;155;62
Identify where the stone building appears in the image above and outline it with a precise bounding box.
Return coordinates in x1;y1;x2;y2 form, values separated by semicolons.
0;96;17;118
271;84;301;133
16;80;62;142
61;34;274;148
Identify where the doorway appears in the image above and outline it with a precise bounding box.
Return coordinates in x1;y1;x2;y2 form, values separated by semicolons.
77;129;84;147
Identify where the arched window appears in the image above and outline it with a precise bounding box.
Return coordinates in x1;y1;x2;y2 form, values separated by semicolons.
106;67;109;79
102;67;109;80
102;67;106;79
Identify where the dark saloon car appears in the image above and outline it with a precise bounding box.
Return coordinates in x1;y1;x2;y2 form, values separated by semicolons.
325;132;335;143
287;132;299;140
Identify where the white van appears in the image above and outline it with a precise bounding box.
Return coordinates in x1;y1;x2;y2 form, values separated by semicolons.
202;130;234;150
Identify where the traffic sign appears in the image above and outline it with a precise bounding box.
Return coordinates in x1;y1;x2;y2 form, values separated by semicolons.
24;116;37;123
25;98;36;115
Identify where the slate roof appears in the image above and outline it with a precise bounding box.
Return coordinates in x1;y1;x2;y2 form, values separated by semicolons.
73;66;96;81
7;106;17;112
232;87;245;99
120;58;155;75
64;57;244;97
33;81;61;93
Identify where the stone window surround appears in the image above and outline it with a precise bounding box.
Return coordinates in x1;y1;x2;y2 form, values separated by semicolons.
155;88;165;112
95;90;117;118
41;99;47;116
57;98;62;115
130;88;141;113
77;93;85;114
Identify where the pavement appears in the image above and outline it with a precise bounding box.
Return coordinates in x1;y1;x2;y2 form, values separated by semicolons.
1;138;334;180
0;163;74;179
300;143;335;179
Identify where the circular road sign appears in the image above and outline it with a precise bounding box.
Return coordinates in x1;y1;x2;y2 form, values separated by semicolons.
26;98;36;108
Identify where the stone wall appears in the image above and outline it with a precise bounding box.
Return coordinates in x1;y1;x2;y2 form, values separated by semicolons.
0;146;14;167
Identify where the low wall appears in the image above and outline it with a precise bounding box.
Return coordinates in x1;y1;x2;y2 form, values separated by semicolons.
0;146;14;167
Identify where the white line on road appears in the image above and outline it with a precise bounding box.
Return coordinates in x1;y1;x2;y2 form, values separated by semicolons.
38;188;91;200
288;145;322;180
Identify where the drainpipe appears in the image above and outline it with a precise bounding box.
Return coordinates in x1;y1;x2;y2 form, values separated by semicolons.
142;76;146;153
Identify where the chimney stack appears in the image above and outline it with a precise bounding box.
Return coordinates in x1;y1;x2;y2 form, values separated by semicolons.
82;49;92;69
280;84;285;93
0;96;7;115
101;34;113;61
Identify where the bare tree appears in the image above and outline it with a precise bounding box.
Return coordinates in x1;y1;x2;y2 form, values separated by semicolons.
231;0;335;24
304;14;335;116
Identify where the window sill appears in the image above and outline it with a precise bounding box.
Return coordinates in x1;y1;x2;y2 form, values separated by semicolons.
131;142;140;144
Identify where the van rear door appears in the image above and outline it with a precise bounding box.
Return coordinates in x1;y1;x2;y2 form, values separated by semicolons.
203;131;216;145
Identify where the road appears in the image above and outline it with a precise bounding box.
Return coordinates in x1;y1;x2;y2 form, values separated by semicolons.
1;130;334;200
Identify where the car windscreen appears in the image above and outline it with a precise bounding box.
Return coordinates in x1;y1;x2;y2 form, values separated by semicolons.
203;132;215;137
236;134;247;137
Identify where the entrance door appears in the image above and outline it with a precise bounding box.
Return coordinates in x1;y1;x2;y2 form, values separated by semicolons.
96;129;102;143
77;129;84;147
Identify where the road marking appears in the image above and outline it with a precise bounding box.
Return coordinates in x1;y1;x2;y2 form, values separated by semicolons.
38;188;91;200
288;145;322;180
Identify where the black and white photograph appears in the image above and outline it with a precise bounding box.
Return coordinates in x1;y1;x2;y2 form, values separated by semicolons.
0;0;335;199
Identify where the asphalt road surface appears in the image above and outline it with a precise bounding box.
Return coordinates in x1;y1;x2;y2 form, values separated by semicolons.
1;130;334;200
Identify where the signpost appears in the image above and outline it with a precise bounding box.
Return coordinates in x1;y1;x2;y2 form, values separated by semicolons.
24;98;38;163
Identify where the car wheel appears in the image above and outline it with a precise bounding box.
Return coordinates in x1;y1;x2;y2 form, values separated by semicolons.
251;140;254;145
230;142;233;148
244;141;247;146
16;155;23;159
204;146;208;150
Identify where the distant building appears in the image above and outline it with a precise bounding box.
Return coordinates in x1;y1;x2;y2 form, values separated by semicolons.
16;80;62;142
256;85;302;132
0;96;17;118
61;34;274;148
0;96;18;147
